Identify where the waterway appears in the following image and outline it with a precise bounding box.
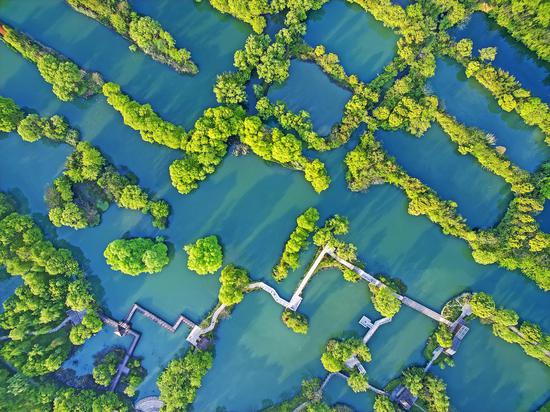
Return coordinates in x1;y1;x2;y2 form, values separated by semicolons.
0;0;548;410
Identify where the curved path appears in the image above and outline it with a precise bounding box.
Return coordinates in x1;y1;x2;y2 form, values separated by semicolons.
186;304;227;346
135;396;164;412
246;282;292;308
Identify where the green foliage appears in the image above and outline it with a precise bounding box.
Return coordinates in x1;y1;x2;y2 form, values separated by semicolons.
435;324;453;348
170;105;246;194
209;0;270;33
470;292;550;366
46;141;170;230
435;111;533;195
103;82;187;149
320;337;371;373
104;237;170;276
347;371;369;392
214;72;247;104
157;349;213;411
485;0;550;62
304;159;331;193
0;25;103;101
281;310;309;334
92;350;121;387
66;0;197;73
92;349;144;396
184;235;223;275
469;292;496;319
0;194;98;375
0;366;128;411
128;16;197;73
369;284;402;318
218;264;250;305
17;113;80;145
374;395;397;412
273;207;320;281
69;311;103;345
453;42;550;136
0;96;24;132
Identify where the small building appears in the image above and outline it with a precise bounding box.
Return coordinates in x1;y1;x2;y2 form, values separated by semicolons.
196;336;212;351
359;315;374;329
390;385;418;411
115;321;131;337
444;323;469;356
344;355;367;375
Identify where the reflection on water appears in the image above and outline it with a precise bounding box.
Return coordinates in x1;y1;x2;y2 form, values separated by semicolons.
0;0;548;410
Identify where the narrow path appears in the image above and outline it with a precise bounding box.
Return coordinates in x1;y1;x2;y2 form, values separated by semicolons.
135;396;164;412
361;316;393;344
0;310;84;341
328;248;452;326
288;244;332;310
246;282;292;308
186;304;227;346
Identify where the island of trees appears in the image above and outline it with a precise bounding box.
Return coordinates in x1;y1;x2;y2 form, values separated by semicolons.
104;237;170;276
65;0;198;74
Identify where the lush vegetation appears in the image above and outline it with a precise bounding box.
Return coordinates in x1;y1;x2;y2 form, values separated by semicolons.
345;131;550;290
368;284;402;318
66;0;197;73
218;264;250;305
0;193;101;375
157;349;213;411
374;395;397;412
46;141;170;229
0;366;129;411
1;95;80;146
170;105;245;194
102;82;187;150
446;39;550;139
469;292;550;366
320;337;371;373
480;0;550;62
281;309;309;334
92;348;145;397
273;207;320;281
104;237;170;276
401;367;450;412
0;23;103;101
184;235;223;275
239;116;331;193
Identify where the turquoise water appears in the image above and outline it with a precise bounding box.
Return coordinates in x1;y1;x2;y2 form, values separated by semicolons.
378;125;512;229
268;60;352;135
428;58;550;172
451;13;550;103
0;0;548;410
305;0;398;83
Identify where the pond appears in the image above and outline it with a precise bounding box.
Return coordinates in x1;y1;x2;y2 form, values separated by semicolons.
451;13;550;104
378;125;512;229
428;58;550;172
305;0;398;83
268;60;352;136
0;0;548;410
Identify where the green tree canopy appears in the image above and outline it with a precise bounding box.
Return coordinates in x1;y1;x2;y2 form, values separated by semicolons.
184;235;223;275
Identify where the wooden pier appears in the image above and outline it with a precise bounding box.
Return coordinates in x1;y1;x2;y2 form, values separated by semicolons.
100;303;198;392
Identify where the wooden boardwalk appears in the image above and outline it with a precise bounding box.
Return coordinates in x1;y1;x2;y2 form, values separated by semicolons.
247;282;292;308
186;304;227;346
328;248;452;326
288;244;332;310
360;316;393;344
125;303;196;331
100;303;198;392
